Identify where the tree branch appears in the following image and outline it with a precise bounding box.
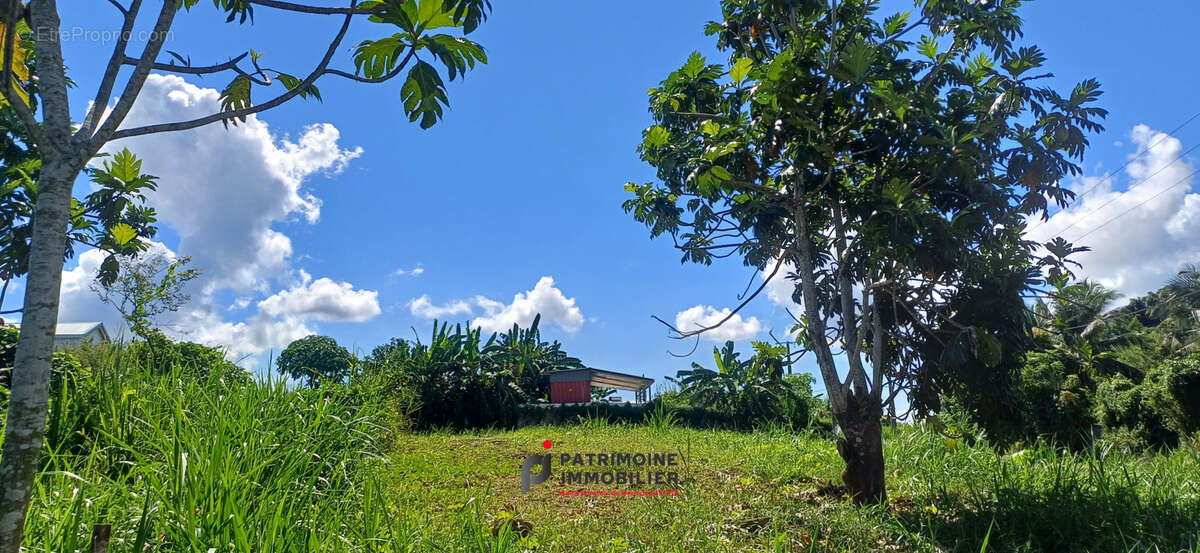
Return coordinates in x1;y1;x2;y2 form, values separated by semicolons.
80;0;143;136
655;255;785;340
792;171;847;413
120;51;248;76
321;45;416;84
105;0;128;15
249;0;377;14
110;5;358;140
88;0;179;152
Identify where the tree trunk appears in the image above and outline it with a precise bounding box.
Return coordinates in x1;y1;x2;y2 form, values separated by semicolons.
0;159;76;552
835;387;886;504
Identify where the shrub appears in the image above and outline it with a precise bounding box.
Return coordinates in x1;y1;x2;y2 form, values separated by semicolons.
118;330;250;383
1146;355;1200;438
672;341;824;430
1095;374;1177;450
1013;351;1096;448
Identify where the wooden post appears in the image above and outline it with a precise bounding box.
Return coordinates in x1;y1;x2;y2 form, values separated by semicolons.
91;524;111;553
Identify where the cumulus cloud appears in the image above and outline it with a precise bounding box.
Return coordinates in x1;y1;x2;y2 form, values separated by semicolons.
49;74;379;361
473;277;585;333
105;74;362;294
406;277;586;333
407;295;473;319
674;305;763;341
1026;124;1200;297
258;271;381;322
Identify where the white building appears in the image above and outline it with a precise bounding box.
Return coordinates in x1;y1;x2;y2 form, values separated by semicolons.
6;321;110;350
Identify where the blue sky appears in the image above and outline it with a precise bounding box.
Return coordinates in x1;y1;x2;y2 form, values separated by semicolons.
9;1;1200;395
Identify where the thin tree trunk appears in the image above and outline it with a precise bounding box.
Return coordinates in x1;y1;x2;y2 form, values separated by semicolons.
835;386;886;504
0;159;76;552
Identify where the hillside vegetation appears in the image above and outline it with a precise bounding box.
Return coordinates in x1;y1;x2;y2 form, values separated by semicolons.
3;342;1198;552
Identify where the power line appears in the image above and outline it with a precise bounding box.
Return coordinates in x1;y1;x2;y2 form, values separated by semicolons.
1027;110;1200;234
1033;141;1200;239
1027;288;1200;333
1070;164;1200;242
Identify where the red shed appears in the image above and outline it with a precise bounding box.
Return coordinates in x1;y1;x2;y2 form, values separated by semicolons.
548;368;654;404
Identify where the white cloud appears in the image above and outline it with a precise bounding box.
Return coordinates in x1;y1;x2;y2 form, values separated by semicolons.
674;305;762;341
105;74;362;294
258;272;381;322
473;277;585;333
392;264;425;277
49;74;379;361
1026;124;1200;297
407;295;473;319
406;277;587;334
178;309;315;362
762;259;800;309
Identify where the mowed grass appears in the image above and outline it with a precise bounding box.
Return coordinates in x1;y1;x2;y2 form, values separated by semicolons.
386;420;1200;553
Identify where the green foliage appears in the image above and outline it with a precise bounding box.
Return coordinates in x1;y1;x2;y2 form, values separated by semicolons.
1146;355;1200;438
1011;351;1095;449
359;317;582;429
622;0;1107;455
1;148;160;295
999;271;1200;451
9;346;444;552
390;423;1200;553
91;253;200;340
1094;373;1176;450
672;341;820;430
0;322;15;374
277;334;353;388
203;0;491;130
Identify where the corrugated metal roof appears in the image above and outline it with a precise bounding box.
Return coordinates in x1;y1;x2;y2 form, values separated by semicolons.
7;321;106;337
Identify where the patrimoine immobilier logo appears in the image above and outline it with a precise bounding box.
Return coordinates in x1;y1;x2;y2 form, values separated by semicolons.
521;440;681;495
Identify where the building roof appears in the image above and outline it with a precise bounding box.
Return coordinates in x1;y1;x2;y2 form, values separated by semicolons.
548;367;653;391
8;321;109;339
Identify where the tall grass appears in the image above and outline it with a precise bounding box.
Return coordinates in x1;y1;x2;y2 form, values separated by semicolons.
3;345;520;552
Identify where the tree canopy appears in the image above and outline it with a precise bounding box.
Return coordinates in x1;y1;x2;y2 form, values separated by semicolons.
277;335;353;388
624;0;1106;502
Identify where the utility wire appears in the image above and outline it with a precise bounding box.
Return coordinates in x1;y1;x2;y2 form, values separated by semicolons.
1027;111;1200;234
1071;165;1200;242
1034;141;1200;239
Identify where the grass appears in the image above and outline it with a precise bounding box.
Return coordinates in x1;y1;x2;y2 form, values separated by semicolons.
387;420;1200;553
8;348;518;552
4;350;1199;552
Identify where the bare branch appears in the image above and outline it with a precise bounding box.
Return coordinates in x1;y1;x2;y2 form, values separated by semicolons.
110;6;359;141
666;255;785;339
88;0;179;151
249;0;377;15
870;288;885;401
792;170;847;412
80;0;143;136
120;51;248;76
105;0;128;16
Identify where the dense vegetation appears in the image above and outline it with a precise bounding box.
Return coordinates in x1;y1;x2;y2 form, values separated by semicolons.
944;269;1200;451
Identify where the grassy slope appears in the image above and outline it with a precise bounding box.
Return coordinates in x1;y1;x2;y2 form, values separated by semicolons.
387;421;1200;553
6;353;1199;552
